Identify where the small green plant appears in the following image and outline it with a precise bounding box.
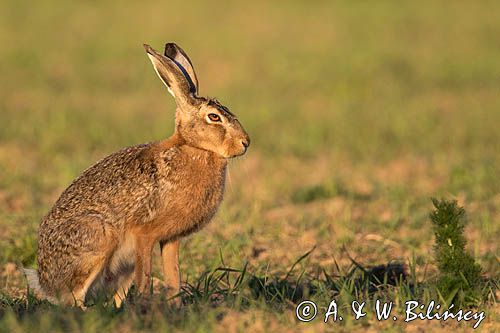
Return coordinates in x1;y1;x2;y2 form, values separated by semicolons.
292;184;335;203
430;198;483;306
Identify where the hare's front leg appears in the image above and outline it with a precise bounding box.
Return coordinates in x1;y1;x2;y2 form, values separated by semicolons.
160;239;180;304
134;236;154;295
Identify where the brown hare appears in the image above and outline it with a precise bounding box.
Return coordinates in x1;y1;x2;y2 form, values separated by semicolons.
23;42;250;308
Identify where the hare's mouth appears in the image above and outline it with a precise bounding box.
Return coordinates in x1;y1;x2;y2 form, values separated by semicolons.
227;148;248;159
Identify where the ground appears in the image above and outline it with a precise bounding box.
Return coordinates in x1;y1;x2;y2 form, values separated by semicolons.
0;0;499;332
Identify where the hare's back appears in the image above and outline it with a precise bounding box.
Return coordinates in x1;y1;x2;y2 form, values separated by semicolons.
42;143;161;228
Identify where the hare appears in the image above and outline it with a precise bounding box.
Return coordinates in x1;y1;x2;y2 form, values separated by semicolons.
23;42;250;308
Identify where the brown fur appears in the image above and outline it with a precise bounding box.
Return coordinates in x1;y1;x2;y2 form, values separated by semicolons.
25;42;250;307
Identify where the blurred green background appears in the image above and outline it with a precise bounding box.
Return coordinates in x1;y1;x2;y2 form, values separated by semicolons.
0;0;499;331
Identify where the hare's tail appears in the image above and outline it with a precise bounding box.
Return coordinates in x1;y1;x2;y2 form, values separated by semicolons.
22;268;57;303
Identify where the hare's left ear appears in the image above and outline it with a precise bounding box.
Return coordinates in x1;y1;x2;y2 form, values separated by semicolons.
164;43;199;94
144;44;198;107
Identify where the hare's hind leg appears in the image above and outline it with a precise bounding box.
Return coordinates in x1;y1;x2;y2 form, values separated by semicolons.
67;256;107;309
113;272;134;308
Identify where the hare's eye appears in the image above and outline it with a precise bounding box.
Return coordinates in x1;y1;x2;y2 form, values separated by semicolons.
208;113;221;122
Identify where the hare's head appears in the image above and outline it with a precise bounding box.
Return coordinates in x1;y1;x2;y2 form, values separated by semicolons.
144;43;250;159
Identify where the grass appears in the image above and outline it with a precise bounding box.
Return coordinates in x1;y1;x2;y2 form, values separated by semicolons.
430;199;485;307
0;0;499;331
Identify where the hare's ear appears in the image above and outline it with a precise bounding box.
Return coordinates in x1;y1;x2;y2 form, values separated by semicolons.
164;43;199;94
143;44;197;107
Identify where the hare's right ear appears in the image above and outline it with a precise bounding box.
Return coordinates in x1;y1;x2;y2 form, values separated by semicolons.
164;43;199;94
143;44;197;108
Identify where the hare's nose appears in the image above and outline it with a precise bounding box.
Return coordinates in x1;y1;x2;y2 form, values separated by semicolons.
241;138;250;149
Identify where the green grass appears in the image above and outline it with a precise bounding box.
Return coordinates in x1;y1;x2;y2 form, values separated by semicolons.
0;0;499;331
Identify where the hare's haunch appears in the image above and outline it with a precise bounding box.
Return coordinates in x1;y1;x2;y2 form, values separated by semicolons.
24;42;250;307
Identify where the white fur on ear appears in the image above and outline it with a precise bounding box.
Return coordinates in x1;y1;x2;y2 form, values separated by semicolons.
147;54;175;98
